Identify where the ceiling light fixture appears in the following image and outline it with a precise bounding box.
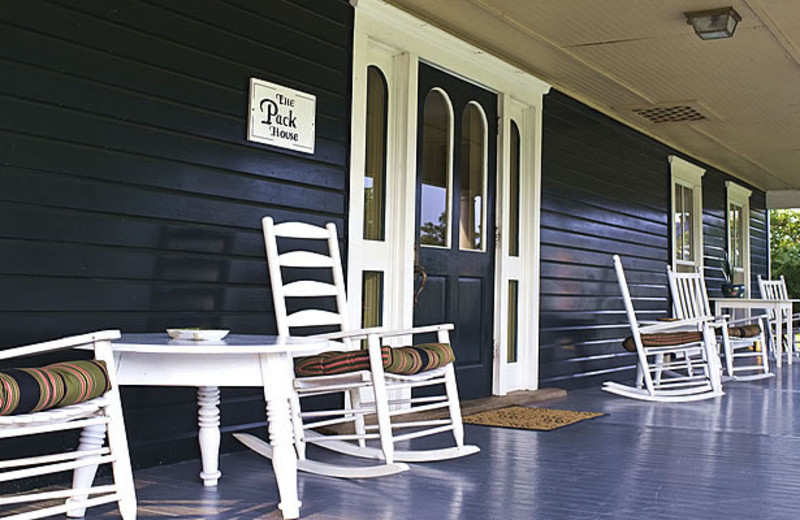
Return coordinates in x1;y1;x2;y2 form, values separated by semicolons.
685;7;741;40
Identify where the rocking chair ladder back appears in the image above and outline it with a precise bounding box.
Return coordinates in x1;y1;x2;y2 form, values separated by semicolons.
233;217;478;479
757;275;798;361
668;266;771;381
0;330;136;520
602;255;724;402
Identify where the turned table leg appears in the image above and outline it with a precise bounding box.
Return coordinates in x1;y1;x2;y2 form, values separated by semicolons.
65;422;107;518
197;385;222;486
259;352;301;519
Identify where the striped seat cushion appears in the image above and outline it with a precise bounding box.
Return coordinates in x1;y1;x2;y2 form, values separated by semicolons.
0;360;110;416
294;343;455;377
294;347;392;377
726;324;761;338
384;343;455;375
621;331;704;353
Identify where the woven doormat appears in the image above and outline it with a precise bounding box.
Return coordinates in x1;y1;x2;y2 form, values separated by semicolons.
463;405;604;431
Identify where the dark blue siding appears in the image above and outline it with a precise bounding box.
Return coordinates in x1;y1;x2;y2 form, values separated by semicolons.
0;0;353;467
540;90;768;390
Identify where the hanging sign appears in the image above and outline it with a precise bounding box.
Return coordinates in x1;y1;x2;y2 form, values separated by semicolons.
247;78;316;154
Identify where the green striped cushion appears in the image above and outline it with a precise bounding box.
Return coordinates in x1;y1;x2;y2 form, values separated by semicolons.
294;347;392;377
727;324;761;338
621;331;704;353
0;360;111;416
385;343;455;375
294;343;455;377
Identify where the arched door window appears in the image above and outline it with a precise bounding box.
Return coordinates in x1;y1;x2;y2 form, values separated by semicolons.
419;88;453;247
459;102;487;251
363;66;388;241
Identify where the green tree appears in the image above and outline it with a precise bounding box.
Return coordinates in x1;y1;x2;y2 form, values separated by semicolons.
770;209;800;303
420;211;447;246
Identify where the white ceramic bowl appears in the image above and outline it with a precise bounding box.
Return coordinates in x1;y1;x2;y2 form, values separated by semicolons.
166;329;230;341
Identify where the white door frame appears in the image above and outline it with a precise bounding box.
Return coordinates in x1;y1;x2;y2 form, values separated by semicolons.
493;98;542;394
348;0;550;395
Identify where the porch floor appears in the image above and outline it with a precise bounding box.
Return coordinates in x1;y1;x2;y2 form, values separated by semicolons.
63;361;800;518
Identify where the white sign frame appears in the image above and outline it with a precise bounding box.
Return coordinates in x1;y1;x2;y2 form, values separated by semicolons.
247;78;316;154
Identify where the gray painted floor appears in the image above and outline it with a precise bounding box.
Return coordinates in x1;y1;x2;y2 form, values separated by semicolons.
83;360;800;518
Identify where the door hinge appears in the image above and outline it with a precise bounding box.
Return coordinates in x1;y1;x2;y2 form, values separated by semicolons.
495;225;501;247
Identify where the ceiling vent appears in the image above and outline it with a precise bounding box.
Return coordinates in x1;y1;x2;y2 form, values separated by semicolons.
628;102;709;124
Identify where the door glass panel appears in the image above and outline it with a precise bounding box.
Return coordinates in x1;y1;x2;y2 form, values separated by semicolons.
419;89;451;247
364;66;388;241
509;121;521;257
362;271;384;328
675;183;695;267
459;102;486;250
507;280;519;363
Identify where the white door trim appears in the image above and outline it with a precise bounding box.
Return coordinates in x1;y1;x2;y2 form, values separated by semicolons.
493;98;543;394
348;0;550;394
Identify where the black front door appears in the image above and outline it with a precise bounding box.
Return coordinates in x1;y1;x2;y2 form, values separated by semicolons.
414;62;497;399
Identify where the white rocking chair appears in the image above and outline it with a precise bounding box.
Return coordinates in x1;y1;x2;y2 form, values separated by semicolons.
234;218;478;479
602;255;724;402
0;330;136;519
757;275;798;362
668;266;771;381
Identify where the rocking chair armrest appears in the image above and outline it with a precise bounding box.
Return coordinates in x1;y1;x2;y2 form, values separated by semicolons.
765;311;800;320
376;323;455;339
702;315;732;328
309;327;387;342
638;316;714;333
763;315;799;328
307;323;455;344
0;330;121;362
725;315;768;327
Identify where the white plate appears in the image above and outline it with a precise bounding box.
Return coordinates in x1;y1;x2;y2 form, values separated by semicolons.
166;329;230;341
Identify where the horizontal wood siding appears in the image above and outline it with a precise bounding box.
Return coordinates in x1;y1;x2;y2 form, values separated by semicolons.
0;0;353;468
540;90;768;390
749;191;769;295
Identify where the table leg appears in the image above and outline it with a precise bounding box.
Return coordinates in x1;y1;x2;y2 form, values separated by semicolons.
197;385;222;486
703;325;723;393
65;422;106;517
770;307;782;368
786;305;794;364
259;352;301;520
713;302;730;377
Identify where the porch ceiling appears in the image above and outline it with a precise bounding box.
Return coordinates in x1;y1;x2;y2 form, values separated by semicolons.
385;0;800;198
